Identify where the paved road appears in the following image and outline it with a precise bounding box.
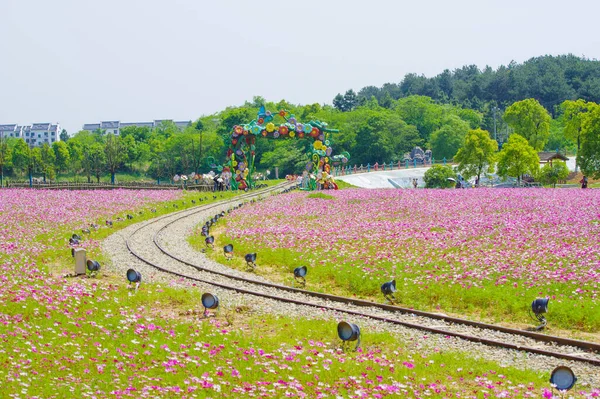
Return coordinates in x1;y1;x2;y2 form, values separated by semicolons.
336;167;429;188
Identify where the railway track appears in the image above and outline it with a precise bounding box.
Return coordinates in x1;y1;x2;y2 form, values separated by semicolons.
123;182;600;367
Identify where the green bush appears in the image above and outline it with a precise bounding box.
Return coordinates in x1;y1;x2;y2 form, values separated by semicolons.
424;164;455;188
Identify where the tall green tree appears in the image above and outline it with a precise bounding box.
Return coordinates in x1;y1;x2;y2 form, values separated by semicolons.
11;139;31;177
429;115;470;160
104;135;127;184
0;135;11;187
497;134;540;184
578;103;600;179
503;99;551;150
82;143;106;183
59;129;69;142
454;128;498;182
39;143;56;182
562;99;593;172
52;141;71;174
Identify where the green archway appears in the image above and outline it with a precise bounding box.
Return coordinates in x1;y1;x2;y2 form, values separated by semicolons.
223;106;350;190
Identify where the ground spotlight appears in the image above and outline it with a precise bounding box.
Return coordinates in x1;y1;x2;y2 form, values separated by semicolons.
201;293;219;317
293;266;307;287
127;214;134;220
245;253;257;271
223;244;234;260
69;237;80;246
220;211;225;217
86;260;101;277
126;269;142;290
381;280;397;303
204;235;214;252
549;366;576;391
337;321;361;351
530;298;549;330
106;220;113;227
81;228;91;234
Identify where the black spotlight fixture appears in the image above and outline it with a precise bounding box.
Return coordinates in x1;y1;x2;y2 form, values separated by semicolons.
530;298;549;330
86;260;101;277
69;237;80;246
381;280;397;303
220;211;225;217
245;253;257;271
90;223;98;231
126;269;142;290
201;293;219;317
81;228;91;234
203;235;214;252
549;366;576;392
151;208;156;213
293;266;307;287
106;220;113;227
192;200;196;204
127;214;134;220
337;321;361;351
223;244;234;260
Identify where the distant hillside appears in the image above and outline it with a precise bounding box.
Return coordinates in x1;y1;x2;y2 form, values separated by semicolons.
347;55;600;114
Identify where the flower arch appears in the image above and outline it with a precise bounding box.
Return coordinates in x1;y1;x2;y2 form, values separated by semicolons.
224;106;350;190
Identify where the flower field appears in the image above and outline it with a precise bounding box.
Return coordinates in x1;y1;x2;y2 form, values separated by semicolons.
215;189;600;332
2;188;599;397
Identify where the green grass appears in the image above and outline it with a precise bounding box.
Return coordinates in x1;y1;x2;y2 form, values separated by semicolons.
307;192;336;200
0;185;577;396
196;228;600;336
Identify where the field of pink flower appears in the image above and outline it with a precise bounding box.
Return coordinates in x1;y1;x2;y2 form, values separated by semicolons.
220;189;600;331
2;188;599;397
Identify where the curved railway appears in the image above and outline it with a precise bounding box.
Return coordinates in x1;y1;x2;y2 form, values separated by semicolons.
122;182;600;367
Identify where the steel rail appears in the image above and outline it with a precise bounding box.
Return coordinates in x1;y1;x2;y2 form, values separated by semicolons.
124;183;600;366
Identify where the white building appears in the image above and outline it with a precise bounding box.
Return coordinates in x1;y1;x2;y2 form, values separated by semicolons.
0;124;22;139
0;123;60;147
82;119;191;134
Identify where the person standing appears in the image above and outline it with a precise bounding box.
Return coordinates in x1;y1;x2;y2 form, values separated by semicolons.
580;176;588;189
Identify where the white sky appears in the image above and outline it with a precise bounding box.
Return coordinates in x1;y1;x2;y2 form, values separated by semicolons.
1;0;599;133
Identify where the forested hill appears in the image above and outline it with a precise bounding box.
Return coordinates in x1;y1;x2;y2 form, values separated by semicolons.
336;55;600;114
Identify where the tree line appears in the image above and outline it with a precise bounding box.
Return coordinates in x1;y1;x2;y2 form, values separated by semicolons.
0;65;599;184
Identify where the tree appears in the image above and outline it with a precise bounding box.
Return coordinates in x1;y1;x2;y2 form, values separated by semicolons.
562;99;593;172
333;93;345;112
67;140;83;181
82;143;106;183
60;129;69;142
423;164;455;188
503;99;551;150
539;160;569;187
429;115;470;160
497;134;540;185
11;139;31;177
333;90;359;112
104;135;127;184
52;141;70;174
454;129;498;182
39;143;56;182
578;103;600;179
0;135;11;187
395;96;444;142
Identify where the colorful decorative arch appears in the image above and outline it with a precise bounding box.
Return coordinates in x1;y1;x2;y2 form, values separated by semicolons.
224;106;350;190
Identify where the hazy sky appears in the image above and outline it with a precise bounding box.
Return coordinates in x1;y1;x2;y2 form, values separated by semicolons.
2;0;599;133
